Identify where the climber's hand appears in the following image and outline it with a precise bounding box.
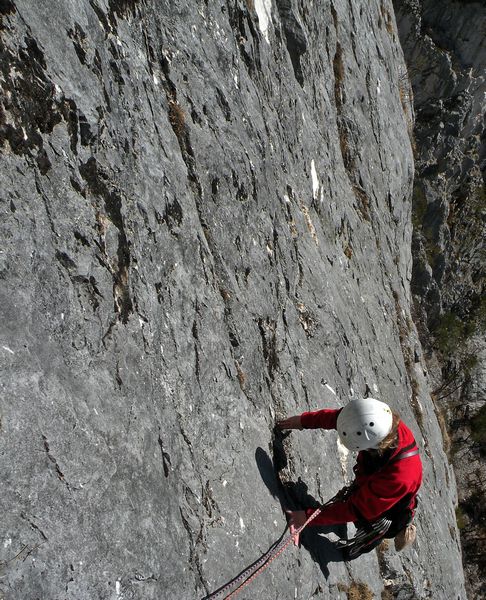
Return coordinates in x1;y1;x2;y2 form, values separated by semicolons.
285;510;307;546
276;416;302;430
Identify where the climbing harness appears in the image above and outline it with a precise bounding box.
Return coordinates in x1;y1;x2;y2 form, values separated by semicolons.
389;443;420;465
336;515;393;559
200;505;322;599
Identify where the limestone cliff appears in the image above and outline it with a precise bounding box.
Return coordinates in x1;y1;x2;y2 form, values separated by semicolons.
394;1;486;598
0;1;467;599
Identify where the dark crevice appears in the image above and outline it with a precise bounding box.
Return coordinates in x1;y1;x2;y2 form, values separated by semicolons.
179;497;209;595
258;317;279;380
0;35;61;156
164;198;184;237
20;513;48;542
108;0;141;19
215;87;231;121
275;0;307;86
228;2;261;75
89;1;113;35
157;432;172;478
192;313;202;387
55;250;77;271
79;157;133;323
0;0;15;19
67;23;88;65
42;435;71;490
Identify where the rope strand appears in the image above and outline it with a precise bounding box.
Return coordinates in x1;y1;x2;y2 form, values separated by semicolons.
201;507;323;600
225;507;322;599
200;487;356;600
199;529;286;600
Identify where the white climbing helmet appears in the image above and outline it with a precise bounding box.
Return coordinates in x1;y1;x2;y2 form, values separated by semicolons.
337;398;393;451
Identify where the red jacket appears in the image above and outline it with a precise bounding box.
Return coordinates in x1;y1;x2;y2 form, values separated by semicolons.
300;408;422;526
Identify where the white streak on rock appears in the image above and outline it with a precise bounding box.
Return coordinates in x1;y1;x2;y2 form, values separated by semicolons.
311;159;319;200
2;346;14;354
337;438;350;480
325;383;336;395
254;0;272;43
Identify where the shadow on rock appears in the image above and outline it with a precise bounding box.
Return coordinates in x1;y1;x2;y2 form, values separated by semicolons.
255;428;348;578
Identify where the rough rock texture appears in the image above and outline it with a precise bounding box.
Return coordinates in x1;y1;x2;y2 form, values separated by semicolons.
393;1;486;597
0;1;466;599
394;0;485;328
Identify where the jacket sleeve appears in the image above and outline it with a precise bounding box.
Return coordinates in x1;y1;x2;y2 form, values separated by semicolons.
305;470;409;526
300;408;340;430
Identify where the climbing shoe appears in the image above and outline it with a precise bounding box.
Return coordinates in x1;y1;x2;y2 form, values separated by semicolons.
394;523;416;551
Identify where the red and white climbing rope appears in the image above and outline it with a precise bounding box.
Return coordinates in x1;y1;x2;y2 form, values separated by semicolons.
201;506;322;600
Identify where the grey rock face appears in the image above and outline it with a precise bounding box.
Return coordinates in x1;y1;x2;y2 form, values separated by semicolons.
0;1;465;599
394;0;485;324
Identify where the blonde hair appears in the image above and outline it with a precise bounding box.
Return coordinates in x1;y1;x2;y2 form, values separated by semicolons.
377;412;400;452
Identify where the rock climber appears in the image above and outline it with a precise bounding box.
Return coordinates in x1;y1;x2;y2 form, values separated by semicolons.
277;398;422;558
